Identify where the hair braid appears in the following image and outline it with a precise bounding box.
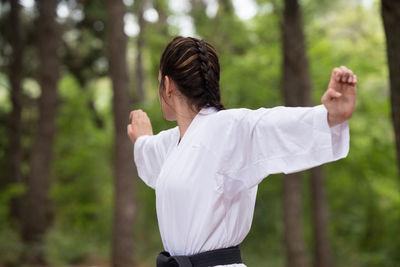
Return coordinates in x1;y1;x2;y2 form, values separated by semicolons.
193;39;225;110
194;40;211;89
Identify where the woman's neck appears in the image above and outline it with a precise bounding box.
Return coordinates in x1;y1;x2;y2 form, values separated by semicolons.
174;104;198;141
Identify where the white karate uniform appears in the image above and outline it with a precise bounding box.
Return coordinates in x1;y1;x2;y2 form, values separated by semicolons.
134;105;349;267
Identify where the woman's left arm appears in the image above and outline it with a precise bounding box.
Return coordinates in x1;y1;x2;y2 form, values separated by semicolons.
220;66;357;195
321;66;357;127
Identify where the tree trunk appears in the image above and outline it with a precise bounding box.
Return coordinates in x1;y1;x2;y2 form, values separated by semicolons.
281;1;333;266
136;0;147;102
281;0;311;107
281;0;310;266
7;0;23;224
218;0;234;15
154;0;169;32
22;0;60;263
381;0;400;182
310;167;332;267
106;0;136;266
190;0;206;9
283;173;308;267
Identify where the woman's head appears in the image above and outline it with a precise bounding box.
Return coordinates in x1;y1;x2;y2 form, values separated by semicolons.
158;36;224;119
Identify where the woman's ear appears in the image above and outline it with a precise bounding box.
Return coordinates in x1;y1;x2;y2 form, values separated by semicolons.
164;76;174;97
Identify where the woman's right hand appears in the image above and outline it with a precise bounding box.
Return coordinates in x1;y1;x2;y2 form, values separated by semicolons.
127;109;153;144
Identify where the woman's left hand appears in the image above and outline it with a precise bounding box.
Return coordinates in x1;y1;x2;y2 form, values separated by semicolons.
321;66;357;127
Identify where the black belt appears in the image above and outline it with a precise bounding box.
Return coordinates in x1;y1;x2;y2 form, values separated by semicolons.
156;246;242;267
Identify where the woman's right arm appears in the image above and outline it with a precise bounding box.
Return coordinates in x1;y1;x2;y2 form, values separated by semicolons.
127;110;177;189
127;109;153;144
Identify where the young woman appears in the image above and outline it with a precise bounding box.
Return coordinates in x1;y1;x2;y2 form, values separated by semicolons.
127;36;357;267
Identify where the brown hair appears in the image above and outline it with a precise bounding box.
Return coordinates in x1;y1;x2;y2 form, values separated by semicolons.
159;36;225;111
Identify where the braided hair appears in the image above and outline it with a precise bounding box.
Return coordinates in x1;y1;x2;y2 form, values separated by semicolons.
159;36;225;111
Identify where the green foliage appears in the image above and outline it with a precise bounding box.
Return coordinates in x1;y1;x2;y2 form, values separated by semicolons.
46;75;113;264
0;184;25;266
0;0;399;266
44;227;103;266
0;226;24;265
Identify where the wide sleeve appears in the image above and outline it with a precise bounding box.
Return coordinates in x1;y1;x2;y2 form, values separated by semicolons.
133;127;178;189
220;105;349;195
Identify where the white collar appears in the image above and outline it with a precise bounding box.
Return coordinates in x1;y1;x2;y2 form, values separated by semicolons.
198;106;218;115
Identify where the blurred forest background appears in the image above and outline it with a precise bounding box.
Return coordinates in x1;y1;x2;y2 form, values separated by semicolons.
0;0;400;266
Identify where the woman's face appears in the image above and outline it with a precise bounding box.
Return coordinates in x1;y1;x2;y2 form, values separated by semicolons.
158;72;176;121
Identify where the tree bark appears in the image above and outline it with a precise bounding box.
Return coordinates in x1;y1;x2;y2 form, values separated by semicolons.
106;0;136;266
282;1;333;266
7;0;23;223
218;0;234;15
311;167;332;267
282;0;311;108
381;0;400;182
136;0;147;102
283;173;308;267
22;0;60;263
281;0;310;267
154;0;169;32
190;0;206;9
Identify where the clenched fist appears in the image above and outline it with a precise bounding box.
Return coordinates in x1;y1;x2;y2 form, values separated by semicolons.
321;66;357;127
127;109;153;144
